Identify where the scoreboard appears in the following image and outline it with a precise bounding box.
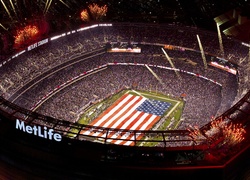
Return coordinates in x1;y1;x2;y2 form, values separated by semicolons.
209;57;237;75
106;42;141;53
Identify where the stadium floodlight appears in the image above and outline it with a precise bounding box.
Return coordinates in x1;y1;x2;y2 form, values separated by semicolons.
161;48;181;79
58;0;70;8
9;0;17;17
44;0;53;15
249;41;250;63
242;42;250;48
196;35;208;70
10;0;17;17
0;0;12;19
216;23;225;58
145;65;163;84
240;42;250;63
0;23;7;31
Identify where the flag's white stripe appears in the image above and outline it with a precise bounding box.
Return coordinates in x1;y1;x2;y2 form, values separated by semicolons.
92;114;159;145
113;136;132;145
82;94;134;136
82;129;97;136
122;115;159;146
101;96;143;128
139;114;158;130
109;100;145;129
96;96;145;137
83;93;160;146
123;115;158;146
120;111;144;130
96;95;140;131
123;140;135;146
114;114;158;145
130;113;153;130
113;113;149;144
89;95;140;137
93;94;134;127
108;111;142;139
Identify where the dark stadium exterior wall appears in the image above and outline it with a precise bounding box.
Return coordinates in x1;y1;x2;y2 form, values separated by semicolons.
0;113;227;180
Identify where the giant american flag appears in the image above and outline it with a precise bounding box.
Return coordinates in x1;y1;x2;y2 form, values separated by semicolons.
80;93;171;146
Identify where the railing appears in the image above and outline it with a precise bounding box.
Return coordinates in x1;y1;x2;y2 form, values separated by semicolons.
0;95;202;148
2;90;250;150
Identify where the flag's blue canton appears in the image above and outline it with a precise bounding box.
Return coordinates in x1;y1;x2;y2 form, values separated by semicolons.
136;99;171;116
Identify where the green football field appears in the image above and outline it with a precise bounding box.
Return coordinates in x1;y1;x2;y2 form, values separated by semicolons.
67;89;185;144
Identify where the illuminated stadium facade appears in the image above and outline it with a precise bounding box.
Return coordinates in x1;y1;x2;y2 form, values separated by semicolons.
1;23;250;179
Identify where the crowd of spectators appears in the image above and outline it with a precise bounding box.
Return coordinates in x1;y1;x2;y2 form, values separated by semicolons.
10;49;236;129
0;23;249;144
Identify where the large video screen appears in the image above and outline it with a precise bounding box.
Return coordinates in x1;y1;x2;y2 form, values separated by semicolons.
106;42;141;53
209;57;237;75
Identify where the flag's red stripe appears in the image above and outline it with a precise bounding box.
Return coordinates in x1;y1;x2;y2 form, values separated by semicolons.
80;93;130;135
80;93;162;146
89;93;129;126
94;95;137;128
128;116;160;146
144;116;160;131
102;96;143;129
86;94;139;136
119;134;135;146
107;111;144;139
115;115;161;146
111;114;153;145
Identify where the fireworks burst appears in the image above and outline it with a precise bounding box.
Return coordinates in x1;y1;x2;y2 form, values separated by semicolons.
80;9;90;22
188;117;246;147
0;0;75;31
222;123;246;146
187;125;206;143
88;3;107;21
14;25;39;47
80;3;108;22
210;117;227;129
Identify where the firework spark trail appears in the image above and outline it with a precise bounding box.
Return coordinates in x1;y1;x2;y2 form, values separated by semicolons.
59;0;70;8
0;0;12;20
44;0;53;15
9;0;17;17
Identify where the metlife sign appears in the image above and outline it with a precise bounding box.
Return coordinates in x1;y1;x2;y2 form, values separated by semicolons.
15;119;62;142
27;38;49;51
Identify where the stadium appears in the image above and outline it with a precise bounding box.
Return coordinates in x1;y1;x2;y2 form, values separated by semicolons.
1;1;250;180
